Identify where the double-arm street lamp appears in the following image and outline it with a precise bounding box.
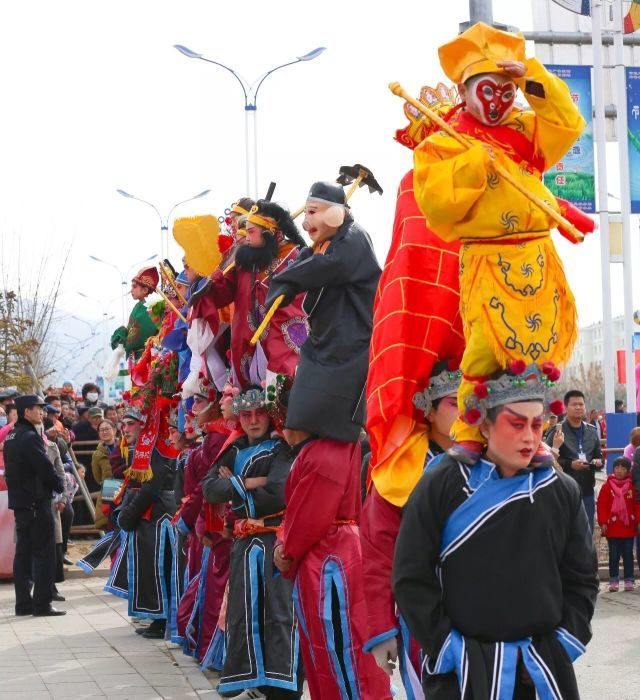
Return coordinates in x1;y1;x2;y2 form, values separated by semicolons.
174;45;326;197
116;189;210;260
88;253;158;325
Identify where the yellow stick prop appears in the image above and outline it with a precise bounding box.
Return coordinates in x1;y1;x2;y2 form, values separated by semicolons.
388;81;584;243
154;285;188;323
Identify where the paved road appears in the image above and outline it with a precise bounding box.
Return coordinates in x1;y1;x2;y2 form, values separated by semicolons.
0;577;637;699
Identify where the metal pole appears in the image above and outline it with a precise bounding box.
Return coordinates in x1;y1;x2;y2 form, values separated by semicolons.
613;0;637;412
102;312;109;401
252;108;259;198
244;109;251;196
469;0;493;24
120;275;127;326
592;0;616;413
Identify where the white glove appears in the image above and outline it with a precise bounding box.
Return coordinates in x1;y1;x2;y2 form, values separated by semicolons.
371;636;398;676
104;344;125;381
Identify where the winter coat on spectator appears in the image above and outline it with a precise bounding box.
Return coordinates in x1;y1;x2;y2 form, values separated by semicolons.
597;474;640;538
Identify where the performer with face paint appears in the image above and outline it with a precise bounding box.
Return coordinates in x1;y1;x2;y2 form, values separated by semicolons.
393;362;598;699
201;386;303;698
205;200;309;389
361;362;461;699
412;22;589;464
266;181;381;443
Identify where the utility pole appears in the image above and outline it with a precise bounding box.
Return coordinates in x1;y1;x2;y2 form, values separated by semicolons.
469;0;493;24
462;0;509;33
592;0;616;413
613;0;637;413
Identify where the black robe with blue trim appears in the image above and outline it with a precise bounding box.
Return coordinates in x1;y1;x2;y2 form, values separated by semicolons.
393;455;598;699
201;435;302;696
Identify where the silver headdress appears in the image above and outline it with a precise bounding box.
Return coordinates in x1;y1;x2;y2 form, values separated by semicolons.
231;388;266;416
463;361;563;425
413;367;462;416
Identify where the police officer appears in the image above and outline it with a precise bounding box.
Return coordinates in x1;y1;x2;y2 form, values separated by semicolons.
4;394;66;616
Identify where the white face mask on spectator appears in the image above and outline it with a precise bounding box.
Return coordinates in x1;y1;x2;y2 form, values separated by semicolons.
86;392;99;402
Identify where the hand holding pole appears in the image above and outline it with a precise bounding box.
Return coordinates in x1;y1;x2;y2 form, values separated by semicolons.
388;82;584;243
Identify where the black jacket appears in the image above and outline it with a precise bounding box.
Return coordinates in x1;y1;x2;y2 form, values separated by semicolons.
393;455;597;656
202;435;289;521
117;450;177;532
4;419;64;509
545;420;603;497
266;216;381;441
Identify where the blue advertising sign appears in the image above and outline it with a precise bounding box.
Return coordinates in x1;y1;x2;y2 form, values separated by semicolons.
626;67;640;213
543;65;595;213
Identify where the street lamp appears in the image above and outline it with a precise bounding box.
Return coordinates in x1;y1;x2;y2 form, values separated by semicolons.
115;189;210;260
88;253;158;324
174;44;326;197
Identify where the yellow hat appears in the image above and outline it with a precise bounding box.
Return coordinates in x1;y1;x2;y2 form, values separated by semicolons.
173;215;222;277
438;22;526;85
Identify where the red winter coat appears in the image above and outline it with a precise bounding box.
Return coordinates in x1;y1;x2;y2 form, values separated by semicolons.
597;475;640;538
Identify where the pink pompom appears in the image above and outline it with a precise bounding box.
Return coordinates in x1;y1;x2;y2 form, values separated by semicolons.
465;407;482;425
473;383;489;400
549;399;564;416
509;359;526;375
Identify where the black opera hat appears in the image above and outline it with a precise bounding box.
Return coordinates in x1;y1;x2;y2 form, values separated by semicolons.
307;181;346;207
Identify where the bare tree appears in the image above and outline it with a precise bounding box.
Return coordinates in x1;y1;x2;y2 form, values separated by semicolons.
0;246;68;393
559;362;625;410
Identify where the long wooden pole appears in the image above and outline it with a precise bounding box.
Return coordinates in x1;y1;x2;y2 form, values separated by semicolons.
388;81;584;243
159;261;188;306
154;285;188;323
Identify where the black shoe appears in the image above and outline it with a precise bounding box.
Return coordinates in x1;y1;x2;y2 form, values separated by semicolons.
15;608;33;617
142;620;166;639
52;593;66;602
63;556;74;566
33;606;67;617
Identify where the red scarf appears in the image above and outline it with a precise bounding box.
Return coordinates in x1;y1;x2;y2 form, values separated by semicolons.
609;476;632;527
451;108;546;175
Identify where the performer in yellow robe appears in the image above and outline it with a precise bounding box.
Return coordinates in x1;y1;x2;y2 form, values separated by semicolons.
413;22;586;462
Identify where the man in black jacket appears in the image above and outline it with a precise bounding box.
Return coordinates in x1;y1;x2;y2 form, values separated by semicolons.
4;395;65;616
545;389;603;531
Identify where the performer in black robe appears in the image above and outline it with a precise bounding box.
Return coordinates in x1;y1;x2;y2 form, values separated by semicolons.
393;363;598;699
201;387;302;698
266;181;380;442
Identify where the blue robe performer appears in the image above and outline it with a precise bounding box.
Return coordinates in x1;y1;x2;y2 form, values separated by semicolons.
393;363;598;699
201;387;302;698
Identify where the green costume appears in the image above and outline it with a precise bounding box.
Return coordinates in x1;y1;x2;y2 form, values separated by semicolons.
110;300;159;359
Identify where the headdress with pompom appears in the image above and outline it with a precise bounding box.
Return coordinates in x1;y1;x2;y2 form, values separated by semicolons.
412;359;462;416
463;361;563;426
231;387;266;416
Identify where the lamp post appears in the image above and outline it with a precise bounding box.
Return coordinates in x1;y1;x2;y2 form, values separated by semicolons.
174;44;326;198
88;253;158;324
115;189;210;260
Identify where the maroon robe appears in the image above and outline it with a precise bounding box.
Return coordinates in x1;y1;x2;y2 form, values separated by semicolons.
280;439;392;700
174;427;230;653
207;242;308;387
